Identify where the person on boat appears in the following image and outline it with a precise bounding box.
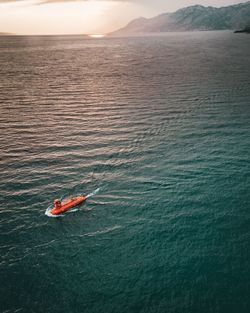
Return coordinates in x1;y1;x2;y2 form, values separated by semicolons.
54;199;62;209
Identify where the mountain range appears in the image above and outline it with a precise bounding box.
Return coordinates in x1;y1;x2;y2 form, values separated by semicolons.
111;1;250;36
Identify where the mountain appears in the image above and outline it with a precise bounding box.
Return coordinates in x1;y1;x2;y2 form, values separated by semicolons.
111;1;250;36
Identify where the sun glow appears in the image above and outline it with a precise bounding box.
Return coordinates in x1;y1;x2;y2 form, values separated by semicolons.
89;34;105;38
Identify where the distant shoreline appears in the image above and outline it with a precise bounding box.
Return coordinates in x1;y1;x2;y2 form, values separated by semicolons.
0;32;14;36
0;29;237;38
234;26;250;33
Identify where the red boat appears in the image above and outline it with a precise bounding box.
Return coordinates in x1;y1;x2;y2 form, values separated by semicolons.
51;195;87;215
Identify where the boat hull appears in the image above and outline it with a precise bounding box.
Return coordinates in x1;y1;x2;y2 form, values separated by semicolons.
51;195;87;215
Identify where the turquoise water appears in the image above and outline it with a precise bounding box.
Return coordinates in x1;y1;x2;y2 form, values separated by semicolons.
0;32;250;313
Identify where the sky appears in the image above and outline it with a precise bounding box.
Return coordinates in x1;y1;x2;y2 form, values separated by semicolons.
0;0;249;35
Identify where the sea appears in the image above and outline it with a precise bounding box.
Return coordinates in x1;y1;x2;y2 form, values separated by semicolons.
0;31;250;313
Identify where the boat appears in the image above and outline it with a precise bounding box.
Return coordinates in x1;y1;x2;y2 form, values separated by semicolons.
50;195;87;215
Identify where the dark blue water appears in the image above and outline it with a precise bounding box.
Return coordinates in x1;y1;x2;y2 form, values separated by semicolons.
0;32;250;313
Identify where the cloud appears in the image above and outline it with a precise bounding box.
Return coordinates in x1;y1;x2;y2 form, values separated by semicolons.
39;0;130;3
1;0;249;9
0;0;143;3
0;0;130;2
0;0;140;7
35;0;138;6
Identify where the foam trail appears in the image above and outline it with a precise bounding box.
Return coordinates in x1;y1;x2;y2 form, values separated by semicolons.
86;187;101;199
67;208;79;213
